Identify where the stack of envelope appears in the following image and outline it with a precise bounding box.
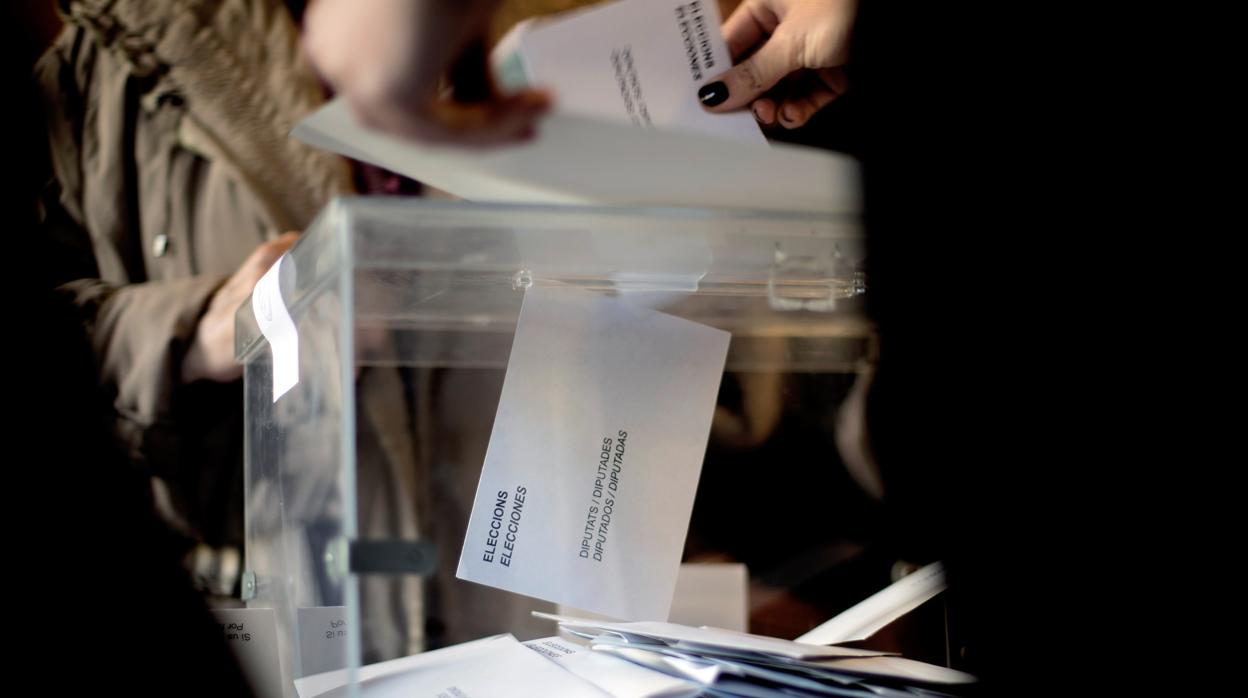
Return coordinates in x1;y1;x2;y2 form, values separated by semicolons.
295;559;974;698
532;612;977;698
295;616;974;698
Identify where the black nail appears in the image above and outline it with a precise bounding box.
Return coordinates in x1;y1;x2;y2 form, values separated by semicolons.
698;81;728;107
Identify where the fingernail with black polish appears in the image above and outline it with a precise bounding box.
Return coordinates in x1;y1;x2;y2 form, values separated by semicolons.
698;81;728;107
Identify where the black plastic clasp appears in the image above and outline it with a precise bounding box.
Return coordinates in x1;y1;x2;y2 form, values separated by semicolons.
348;540;438;576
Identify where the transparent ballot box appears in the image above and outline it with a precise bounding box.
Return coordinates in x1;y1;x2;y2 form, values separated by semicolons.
235;198;874;697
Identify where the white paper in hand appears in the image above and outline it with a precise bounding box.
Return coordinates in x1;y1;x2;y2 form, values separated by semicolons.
456;288;730;621
495;0;765;145
292;101;859;213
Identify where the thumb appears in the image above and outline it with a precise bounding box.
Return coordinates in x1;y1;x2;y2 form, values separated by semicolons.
240;233;298;281
698;32;798;112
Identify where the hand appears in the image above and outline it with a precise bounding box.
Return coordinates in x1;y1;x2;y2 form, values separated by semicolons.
698;0;856;129
303;0;551;146
182;233;299;384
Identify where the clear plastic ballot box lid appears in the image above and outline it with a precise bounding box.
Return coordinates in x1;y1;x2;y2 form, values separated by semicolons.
235;198;871;697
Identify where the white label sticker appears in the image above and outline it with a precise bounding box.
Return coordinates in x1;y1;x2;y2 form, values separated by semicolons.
296;606;350;678
252;255;299;401
213;608;284;698
456;287;730;621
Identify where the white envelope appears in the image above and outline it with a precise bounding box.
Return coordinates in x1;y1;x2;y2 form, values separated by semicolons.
808;655;978;685
588;640;977;690
525;637;700;698
290;101;860;214
535;613;891;661
456;288;730;620
795;561;948;645
493;0;765;145
295;635;609;698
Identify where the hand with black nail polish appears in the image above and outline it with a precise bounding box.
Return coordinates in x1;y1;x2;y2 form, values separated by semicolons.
698;0;857;130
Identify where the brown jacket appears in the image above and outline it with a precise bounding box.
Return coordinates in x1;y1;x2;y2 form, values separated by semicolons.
36;0;428;661
38;0;347;483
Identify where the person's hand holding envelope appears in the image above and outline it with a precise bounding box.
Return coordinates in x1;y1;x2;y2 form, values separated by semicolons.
698;0;858;129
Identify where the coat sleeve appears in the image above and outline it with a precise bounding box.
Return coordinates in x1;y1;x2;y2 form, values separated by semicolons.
36;26;229;470
57;275;226;462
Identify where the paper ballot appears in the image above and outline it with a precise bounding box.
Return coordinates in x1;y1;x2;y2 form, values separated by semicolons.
456;288;730;620
292;100;859;213
493;0;765;144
